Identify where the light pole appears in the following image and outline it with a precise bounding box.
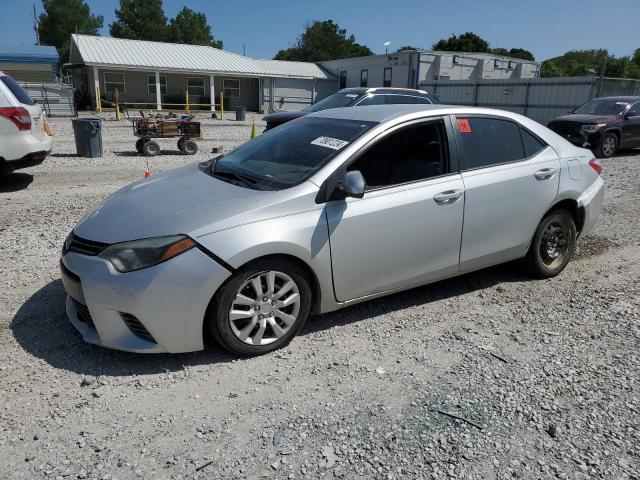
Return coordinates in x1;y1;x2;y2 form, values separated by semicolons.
384;41;391;55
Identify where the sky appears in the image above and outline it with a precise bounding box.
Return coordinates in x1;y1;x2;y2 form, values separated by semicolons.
0;0;639;61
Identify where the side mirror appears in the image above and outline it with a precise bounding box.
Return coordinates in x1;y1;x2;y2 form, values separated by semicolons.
337;170;365;199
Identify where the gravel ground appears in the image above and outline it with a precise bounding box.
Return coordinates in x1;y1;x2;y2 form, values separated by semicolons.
0;115;639;480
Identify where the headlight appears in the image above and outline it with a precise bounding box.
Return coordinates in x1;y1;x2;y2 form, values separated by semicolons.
99;235;195;273
581;123;606;133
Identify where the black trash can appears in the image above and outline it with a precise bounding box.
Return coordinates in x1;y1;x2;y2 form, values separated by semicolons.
234;106;246;122
71;117;103;158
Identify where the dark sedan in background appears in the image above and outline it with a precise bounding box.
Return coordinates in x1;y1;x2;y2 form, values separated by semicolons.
548;96;640;158
263;87;441;130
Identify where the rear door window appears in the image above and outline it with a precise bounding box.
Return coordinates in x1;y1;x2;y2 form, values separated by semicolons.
386;95;416;105
0;75;35;106
356;95;387;106
456;117;525;170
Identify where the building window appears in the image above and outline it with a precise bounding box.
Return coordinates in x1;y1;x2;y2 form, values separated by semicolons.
147;74;167;95
187;77;205;96
103;72;125;93
383;67;392;87
360;69;368;87
223;78;240;98
339;70;347;89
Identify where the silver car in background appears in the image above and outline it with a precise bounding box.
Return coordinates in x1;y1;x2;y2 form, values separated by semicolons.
60;105;604;356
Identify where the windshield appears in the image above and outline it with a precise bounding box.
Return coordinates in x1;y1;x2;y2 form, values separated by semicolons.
574;100;629;116
209;117;376;189
304;92;360;112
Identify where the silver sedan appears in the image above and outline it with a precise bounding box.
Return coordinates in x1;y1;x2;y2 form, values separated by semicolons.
60;105;604;356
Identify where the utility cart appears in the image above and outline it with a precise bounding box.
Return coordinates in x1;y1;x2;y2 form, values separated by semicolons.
132;117;201;156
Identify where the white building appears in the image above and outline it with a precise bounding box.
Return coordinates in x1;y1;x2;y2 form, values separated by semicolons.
319;50;540;90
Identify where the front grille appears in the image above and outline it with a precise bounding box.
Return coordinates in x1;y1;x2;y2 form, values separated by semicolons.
74;300;95;328
549;121;581;136
121;313;156;344
63;233;109;256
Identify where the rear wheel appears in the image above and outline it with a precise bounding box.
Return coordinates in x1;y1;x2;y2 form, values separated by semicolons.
142;140;160;156
182;139;198;155
135;138;145;153
595;132;618;158
177;137;185;152
524;210;576;278
207;259;312;356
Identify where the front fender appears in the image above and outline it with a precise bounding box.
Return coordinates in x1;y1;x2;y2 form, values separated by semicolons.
196;208;340;314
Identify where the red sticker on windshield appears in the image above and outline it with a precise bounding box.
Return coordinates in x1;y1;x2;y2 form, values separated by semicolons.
457;118;472;133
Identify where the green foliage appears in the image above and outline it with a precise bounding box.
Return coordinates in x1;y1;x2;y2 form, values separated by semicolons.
38;0;103;61
433;32;490;53
109;0;169;42
504;48;535;61
169;7;222;48
396;45;421;52
541;49;640;79
432;33;535;61
274;20;372;62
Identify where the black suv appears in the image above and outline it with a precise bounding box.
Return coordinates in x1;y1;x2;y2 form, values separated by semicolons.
263;87;441;131
548;96;640;158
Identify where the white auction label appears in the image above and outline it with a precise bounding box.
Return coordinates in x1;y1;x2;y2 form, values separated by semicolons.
310;136;350;150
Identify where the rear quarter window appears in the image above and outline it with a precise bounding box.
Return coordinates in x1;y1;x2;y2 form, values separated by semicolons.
0;75;36;106
521;128;547;157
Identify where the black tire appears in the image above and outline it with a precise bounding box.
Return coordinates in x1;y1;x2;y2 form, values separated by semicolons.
595;132;618;158
207;258;312;356
182;139;198;155
142;140;160;156
177;137;185;152
135;138;145;153
524;210;577;278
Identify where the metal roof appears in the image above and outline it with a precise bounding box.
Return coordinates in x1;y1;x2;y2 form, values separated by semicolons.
70;35;334;80
0;43;58;64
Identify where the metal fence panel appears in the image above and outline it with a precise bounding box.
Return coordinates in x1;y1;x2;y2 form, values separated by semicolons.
19;83;76;117
422;76;610;125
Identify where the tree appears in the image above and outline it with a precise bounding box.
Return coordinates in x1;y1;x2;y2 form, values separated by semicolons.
38;0;103;61
505;48;535;61
432;32;490;53
396;45;421;52
274;20;372;62
169;7;222;48
110;0;169;42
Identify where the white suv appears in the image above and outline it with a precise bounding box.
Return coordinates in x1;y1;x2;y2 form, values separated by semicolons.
0;72;52;175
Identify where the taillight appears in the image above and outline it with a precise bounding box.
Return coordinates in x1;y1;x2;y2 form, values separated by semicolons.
589;158;602;175
0;106;31;131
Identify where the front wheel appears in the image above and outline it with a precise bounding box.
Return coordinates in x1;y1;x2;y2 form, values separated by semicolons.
595;132;618;158
207;259;312;356
524;210;577;278
142;140;160;156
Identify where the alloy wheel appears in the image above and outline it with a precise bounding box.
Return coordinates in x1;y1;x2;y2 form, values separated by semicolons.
602;136;616;157
228;270;301;346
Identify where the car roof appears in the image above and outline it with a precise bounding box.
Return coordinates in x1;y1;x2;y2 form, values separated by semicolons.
596;96;640;102
337;87;431;96
307;103;513;123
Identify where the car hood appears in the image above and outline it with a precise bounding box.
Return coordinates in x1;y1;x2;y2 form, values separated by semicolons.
73;162;316;244
551;114;618;124
262;111;309;123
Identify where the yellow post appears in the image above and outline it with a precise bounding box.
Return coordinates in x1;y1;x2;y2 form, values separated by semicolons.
250;122;257;139
96;85;101;113
114;89;121;121
185;89;190;114
219;91;224;120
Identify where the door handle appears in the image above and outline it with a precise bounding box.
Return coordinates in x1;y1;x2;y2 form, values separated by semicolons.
534;168;557;180
433;189;464;204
